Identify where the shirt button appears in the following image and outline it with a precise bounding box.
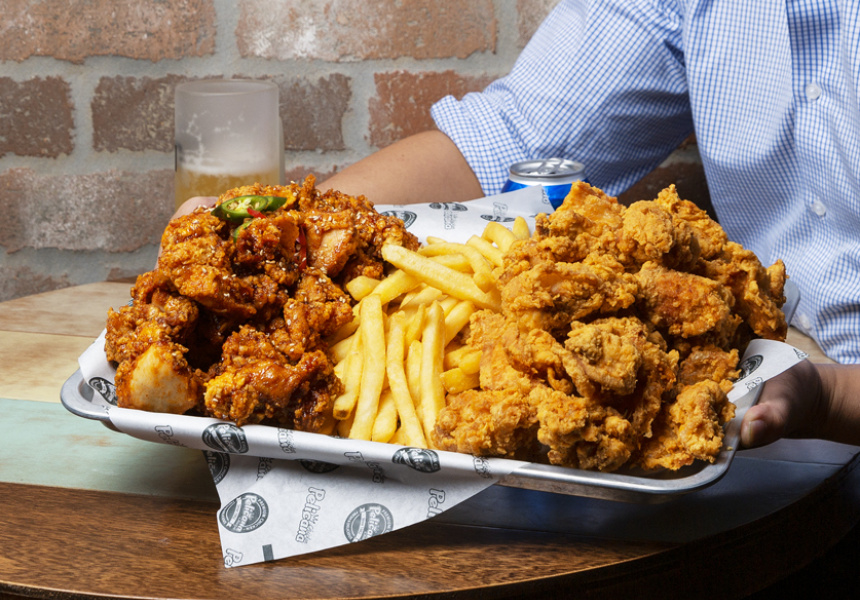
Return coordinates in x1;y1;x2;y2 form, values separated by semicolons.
805;82;822;100
798;313;812;330
810;199;827;216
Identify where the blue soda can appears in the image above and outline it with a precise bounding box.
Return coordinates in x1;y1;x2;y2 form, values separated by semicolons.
500;158;586;209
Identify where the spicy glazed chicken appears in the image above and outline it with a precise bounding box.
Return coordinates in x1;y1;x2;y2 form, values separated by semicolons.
104;176;418;431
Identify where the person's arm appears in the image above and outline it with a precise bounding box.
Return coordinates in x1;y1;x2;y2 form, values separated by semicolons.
741;361;860;447
318;130;482;205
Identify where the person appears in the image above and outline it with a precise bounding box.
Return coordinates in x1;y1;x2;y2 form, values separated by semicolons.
177;0;860;448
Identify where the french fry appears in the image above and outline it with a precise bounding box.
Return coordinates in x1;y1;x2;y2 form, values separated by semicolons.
389;427;408;446
400;285;444;310
345;275;381;301
406;339;423;417
482;221;517;252
348;295;387;440
367;269;421;306
337;411;355;437
382;244;500;311
371;389;399;443
332;328;363;420
455;348;482;374
418;242;493;278
403;303;426;347
512;216;531;240
443;300;474;346
440;367;480;395
466;234;504;267
439;296;459;316
419;302;446;445
327;312;360;345
385;313;428;447
330;331;356;364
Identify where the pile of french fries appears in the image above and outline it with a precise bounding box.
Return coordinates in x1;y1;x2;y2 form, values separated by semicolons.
327;217;532;449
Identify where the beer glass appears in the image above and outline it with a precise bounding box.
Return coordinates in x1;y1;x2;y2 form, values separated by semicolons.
174;79;284;210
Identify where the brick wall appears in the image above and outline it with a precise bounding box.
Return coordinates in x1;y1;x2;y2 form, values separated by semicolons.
0;0;707;301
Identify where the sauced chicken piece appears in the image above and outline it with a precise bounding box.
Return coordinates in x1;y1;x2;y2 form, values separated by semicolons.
158;209;280;320
105;271;199;365
233;211;303;287
205;325;341;430
114;340;201;415
302;210;359;276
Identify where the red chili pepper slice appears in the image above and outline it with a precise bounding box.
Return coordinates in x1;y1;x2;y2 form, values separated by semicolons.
247;208;266;219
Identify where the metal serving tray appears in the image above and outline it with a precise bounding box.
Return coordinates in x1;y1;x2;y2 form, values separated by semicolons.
61;281;799;505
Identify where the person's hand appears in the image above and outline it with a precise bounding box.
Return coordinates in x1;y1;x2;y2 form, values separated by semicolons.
173;196;217;219
740;360;825;448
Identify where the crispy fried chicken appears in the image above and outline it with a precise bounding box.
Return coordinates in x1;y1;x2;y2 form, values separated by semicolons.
433;182;786;471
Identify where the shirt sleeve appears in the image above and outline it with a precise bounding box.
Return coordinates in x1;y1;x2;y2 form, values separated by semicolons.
432;0;694;196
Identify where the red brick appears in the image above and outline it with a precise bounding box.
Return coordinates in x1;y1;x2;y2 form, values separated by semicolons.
0;265;72;304
0;0;215;64
277;75;351;151
369;71;497;148
0;168;174;254
92;75;187;153
0;77;74;158
517;0;562;46
237;0;496;61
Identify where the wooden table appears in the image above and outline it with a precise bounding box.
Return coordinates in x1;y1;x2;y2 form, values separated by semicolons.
1;281;859;600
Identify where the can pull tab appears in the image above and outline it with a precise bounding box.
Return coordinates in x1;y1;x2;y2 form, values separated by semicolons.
533;158;565;175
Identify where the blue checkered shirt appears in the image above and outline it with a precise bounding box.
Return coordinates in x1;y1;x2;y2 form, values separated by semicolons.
432;0;860;363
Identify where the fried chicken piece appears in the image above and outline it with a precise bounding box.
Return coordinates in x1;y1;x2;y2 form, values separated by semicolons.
652;184;728;261
501;253;638;335
634;379;735;470
113;340;202;415
617;200;700;270
433;388;539;459
636;261;741;343
204;325;341;430
699;241;787;341
677;345;739;390
532;385;636;472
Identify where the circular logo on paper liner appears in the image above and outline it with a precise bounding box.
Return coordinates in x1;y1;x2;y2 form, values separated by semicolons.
737;355;764;380
380;210;418;228
219;493;269;533
88;377;118;405
204;451;231;484
392;447;441;473
202;423;249;454
428;202;467;211
479;214;516;223
300;459;340;474
343;503;394;542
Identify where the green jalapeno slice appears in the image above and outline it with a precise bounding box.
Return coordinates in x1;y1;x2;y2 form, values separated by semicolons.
212;195;288;222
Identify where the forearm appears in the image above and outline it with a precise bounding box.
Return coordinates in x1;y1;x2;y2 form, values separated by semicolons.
318;130;483;205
